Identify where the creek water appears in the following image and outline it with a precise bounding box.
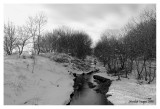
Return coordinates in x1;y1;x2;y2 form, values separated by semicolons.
70;74;112;105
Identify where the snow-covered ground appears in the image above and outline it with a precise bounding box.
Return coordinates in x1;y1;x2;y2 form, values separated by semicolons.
4;55;74;105
94;72;156;105
4;54;156;105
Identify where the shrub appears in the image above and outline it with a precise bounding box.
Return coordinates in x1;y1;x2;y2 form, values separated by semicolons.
22;55;26;59
50;53;72;63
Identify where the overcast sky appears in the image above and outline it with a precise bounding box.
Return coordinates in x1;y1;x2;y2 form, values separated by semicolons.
4;4;155;43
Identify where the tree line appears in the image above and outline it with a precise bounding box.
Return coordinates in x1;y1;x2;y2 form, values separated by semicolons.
94;9;156;83
4;12;47;56
4;8;156;83
38;27;92;59
4;12;92;59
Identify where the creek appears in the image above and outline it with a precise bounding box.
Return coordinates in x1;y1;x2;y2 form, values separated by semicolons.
68;71;113;105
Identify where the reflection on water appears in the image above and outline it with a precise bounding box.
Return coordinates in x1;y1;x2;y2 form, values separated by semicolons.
70;74;111;105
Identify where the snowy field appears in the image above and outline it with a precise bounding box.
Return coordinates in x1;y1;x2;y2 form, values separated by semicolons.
4;54;156;105
4;55;74;105
94;72;156;105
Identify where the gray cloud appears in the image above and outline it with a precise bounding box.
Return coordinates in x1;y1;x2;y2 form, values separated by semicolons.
4;4;155;43
42;4;155;43
44;4;148;22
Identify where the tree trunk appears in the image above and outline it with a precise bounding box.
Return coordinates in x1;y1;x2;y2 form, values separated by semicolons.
135;58;146;80
148;68;156;84
144;64;148;81
103;62;106;67
117;72;121;80
148;61;156;84
125;70;128;78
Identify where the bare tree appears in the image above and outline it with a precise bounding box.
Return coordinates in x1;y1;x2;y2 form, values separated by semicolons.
94;33;125;80
144;60;156;84
35;12;47;54
4;21;16;55
25;16;38;54
38;32;58;53
15;26;32;56
25;12;47;54
25;16;38;74
122;8;156;81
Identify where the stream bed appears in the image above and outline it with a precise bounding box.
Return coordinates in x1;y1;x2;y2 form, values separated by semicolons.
69;72;113;105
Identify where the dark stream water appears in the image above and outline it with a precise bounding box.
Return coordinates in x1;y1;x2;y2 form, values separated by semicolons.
69;74;112;105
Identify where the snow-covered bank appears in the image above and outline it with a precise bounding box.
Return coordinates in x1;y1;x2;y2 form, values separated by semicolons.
94;73;156;105
4;55;74;105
